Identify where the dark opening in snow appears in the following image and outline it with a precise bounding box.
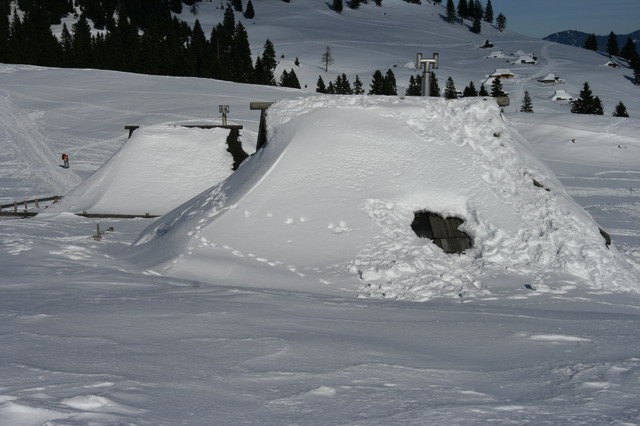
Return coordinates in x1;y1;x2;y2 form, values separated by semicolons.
411;211;473;254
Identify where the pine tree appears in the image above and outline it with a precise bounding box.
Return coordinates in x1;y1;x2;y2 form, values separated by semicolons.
446;0;456;23
496;12;506;32
584;33;598;51
232;0;243;12
478;83;489;96
333;0;343;13
520;90;533;112
349;0;362;9
606;31;619;57
316;75;327;93
369;69;385;94
244;0;255;19
483;0;493;23
429;73;440;97
444;76;457;99
462;81;477;97
406;75;421;96
612;101;629;117
490;77;505;97
321;45;334;72
571;82;603;115
353;75;365;94
327;81;336;94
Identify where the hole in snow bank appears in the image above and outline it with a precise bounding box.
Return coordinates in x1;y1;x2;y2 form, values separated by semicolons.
411;211;472;254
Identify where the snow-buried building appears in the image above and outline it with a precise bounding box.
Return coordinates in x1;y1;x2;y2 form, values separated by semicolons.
131;96;639;300
49;124;252;216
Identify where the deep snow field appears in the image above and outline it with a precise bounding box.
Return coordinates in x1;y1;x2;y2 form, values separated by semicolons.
2;0;640;424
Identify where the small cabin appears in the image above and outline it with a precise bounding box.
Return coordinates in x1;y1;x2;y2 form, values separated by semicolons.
537;73;564;84
551;90;573;101
490;68;515;79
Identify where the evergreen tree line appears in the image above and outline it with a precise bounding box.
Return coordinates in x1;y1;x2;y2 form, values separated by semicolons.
584;32;640;85
445;0;505;33
0;1;278;85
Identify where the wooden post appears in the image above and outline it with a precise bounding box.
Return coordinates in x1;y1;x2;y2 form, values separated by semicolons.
34;199;39;208
13;202;17;214
94;223;101;241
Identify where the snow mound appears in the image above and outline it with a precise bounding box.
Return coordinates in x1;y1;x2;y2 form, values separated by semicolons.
131;96;640;300
49;124;246;215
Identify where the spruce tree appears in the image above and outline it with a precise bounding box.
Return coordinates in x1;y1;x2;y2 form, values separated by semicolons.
353;75;365;94
462;81;477;97
70;14;94;68
584;33;598;51
316;75;327;93
471;15;481;34
457;0;467;21
496;12;506;32
406;75;421;96
333;0;343;13
571;82;603;115
444;76;457;99
369;70;385;94
520;90;533;112
478;83;489;96
327;81;335;94
620;37;638;62
382;69;397;95
429;73;440;97
232;0;243;12
606;31;619;57
483;0;493;23
612;101;629;117
446;0;456;23
490;77;505;97
244;0;255;19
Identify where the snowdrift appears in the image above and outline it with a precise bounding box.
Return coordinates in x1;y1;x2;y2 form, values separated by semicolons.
131;96;640;300
49;124;251;216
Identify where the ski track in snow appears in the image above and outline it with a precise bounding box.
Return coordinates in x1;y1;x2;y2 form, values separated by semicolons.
0;93;82;197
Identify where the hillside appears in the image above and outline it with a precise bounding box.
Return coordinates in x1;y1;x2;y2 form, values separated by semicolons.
544;29;640;54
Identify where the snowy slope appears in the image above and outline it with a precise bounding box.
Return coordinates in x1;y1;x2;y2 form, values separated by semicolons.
1;2;640;424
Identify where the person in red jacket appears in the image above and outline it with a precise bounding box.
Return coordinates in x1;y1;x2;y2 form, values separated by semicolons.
61;153;69;168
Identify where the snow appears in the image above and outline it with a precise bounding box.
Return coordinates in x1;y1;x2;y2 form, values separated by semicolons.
2;0;640;424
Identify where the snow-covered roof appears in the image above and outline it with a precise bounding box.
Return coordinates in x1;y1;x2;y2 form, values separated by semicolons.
49;125;254;215
551;89;573;100
491;68;515;77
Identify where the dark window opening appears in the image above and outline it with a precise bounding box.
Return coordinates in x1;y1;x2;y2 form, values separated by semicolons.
411;211;473;254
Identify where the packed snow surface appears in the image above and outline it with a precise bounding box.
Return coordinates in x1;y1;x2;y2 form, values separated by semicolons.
2;0;640;423
132;96;639;300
